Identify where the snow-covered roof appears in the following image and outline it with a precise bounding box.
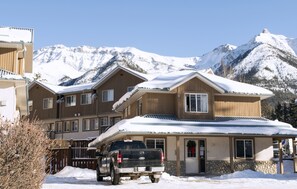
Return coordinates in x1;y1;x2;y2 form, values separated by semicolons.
89;116;297;147
29;66;149;95
0;69;23;80
113;70;274;110
0;27;33;43
30;81;95;95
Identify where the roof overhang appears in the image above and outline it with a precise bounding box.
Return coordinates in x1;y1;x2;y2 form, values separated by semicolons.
92;66;147;90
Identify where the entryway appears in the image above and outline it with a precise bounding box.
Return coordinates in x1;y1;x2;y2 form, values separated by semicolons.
185;139;206;174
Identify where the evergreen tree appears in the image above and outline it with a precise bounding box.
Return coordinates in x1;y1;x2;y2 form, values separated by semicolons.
289;99;297;128
274;102;283;121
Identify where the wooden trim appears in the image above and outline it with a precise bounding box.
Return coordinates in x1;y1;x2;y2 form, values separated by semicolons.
293;138;297;173
176;136;180;176
278;139;284;174
229;137;234;173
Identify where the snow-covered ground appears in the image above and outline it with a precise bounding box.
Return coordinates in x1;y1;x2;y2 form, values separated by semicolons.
43;160;297;189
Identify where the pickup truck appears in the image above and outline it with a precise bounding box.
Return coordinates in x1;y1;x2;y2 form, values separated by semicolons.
95;140;165;185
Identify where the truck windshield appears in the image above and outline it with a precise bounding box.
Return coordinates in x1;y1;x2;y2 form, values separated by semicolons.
110;141;146;151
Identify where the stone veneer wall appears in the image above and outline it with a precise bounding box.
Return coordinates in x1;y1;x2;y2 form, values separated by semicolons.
206;160;277;175
164;161;185;176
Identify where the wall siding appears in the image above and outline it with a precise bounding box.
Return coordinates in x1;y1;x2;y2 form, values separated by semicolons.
29;85;57;120
142;93;175;115
175;77;218;120
96;69;145;114
214;96;261;117
0;48;15;72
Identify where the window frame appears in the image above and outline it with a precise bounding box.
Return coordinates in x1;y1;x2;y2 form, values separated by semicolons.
145;138;166;158
184;93;208;113
81;93;92;105
99;117;109;126
102;89;114;102
43;98;53;109
235;138;254;159
65;95;76;107
82;118;99;131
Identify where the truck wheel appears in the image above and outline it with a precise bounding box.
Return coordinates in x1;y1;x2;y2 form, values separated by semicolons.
110;166;120;185
150;175;160;183
96;166;103;182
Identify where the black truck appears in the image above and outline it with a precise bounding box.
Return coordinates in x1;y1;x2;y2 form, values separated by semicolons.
95;140;165;185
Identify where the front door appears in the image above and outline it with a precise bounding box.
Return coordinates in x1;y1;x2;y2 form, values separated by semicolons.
185;139;206;174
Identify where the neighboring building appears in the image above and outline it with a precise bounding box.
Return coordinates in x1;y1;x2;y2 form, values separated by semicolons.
0;27;34;121
89;70;297;176
28;66;148;141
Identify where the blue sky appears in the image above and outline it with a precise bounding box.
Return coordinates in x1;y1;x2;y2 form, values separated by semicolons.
1;0;296;57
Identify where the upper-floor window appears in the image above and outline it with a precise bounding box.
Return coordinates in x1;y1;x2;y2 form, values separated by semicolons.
127;86;134;92
102;89;114;102
43;98;53;109
81;93;92;105
235;139;254;159
185;93;208;113
83;118;99;131
65;95;76;107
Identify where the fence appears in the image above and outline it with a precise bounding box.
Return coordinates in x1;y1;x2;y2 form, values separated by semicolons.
48;141;96;174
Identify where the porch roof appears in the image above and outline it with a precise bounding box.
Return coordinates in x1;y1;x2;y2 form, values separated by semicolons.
89;116;297;147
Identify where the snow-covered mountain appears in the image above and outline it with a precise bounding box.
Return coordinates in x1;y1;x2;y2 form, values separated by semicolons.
31;29;297;95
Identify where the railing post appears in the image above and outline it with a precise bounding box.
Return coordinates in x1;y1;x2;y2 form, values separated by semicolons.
68;145;72;167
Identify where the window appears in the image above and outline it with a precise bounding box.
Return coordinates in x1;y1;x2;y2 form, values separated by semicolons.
110;117;121;126
99;117;108;126
56;121;63;133
48;123;55;132
235;139;254;159
137;98;142;116
64;121;71;132
71;120;79;132
65;95;76;107
83;118;99;131
185;93;208;113
81;93;92;105
127;86;134;92
102;89;114;102
43;98;53;109
28;100;33;111
145;138;165;155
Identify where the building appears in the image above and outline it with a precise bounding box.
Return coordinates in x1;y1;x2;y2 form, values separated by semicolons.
28;66;148;141
0;27;34;121
89;70;297;176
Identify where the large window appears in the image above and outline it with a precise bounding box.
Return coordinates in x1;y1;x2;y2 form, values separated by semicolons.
185;93;208;113
99;117;109;126
83;118;99;131
235;139;254;159
43;98;53;109
145;138;165;155
55;121;63;133
65;95;76;107
102;89;114;102
81;93;92;105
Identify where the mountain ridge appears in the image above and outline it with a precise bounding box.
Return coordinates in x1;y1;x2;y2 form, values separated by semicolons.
31;29;297;99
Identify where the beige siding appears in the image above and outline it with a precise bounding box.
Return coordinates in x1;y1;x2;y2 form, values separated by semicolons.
214;96;261;117
255;138;273;161
167;136;177;161
142;93;175;115
0;48;15;72
207;137;230;161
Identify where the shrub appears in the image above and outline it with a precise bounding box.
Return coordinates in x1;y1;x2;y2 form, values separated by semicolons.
0;119;50;189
